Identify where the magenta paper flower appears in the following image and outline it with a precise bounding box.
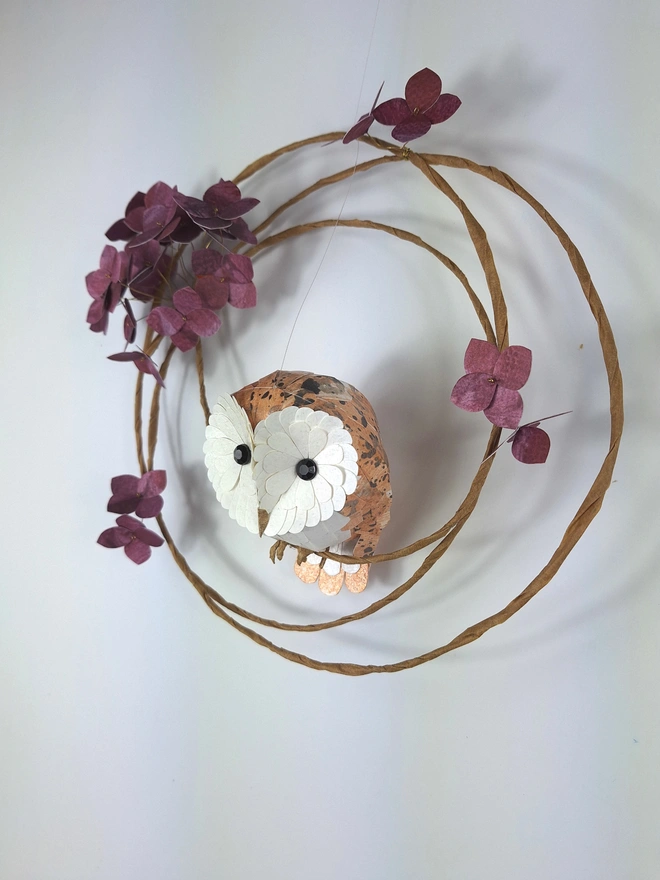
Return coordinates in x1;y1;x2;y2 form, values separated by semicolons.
191;251;257;310
372;68;461;142
107;183;199;246
126;240;171;301
107;350;165;387
343;82;384;144
173;180;259;233
107;470;166;517
451;338;532;428
85;245;128;333
97;515;164;564
146;287;221;352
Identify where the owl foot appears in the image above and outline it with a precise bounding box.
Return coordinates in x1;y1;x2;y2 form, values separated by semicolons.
293;547;369;595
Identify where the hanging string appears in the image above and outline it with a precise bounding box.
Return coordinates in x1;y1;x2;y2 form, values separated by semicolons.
277;0;382;371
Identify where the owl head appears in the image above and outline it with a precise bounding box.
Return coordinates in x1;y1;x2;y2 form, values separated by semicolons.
202;371;392;553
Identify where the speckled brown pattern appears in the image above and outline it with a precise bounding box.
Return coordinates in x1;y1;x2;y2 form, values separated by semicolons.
233;370;392;558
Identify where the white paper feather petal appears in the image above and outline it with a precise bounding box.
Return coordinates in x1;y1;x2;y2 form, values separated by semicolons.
318;464;343;486
342;470;358;496
332;485;346;511
307;427;328;459
315;444;344;465
288;421;310;457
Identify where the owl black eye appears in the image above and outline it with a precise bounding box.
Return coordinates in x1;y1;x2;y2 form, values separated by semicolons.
295;458;317;480
233;444;252;465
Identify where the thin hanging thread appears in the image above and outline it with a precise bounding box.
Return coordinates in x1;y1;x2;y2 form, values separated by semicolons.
278;0;382;371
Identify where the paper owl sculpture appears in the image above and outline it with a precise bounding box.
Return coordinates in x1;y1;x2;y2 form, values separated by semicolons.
203;371;392;595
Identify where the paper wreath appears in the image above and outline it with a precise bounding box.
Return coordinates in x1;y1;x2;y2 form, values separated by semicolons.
87;67;623;674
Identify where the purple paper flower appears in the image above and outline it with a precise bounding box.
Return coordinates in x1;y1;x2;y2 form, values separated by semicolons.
343;83;384;144
372;68;461;142
107;470;167;517
85;245;128;333
107;183;199;247
97;515;164;564
173;180;259;235
191;251;257;310
107;351;165;387
146;287;221;352
126;240;171;301
451;338;532;428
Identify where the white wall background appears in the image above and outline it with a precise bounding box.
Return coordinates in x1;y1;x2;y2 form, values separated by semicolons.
2;0;659;878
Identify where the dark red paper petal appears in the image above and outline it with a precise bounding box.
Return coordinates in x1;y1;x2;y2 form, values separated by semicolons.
204;180;241;206
125;191;146;213
170;326;199;352
194;214;233;231
226;218;257;245
107;495;140;514
105;219;134;242
98;527;131;548
195;276;228;310
372;97;409;125
99;245;117;274
224;253;254;282
86;270;109;298
425;93;461;124
343;114;374;144
173;287;202;315
168;215;201;243
391;117;432;142
493;346;532;391
145;181;174;209
108;351;142;363
123;307;137;344
146;306;185;337
89;313;109;334
186;309;221;336
134;356;165;388
124;539;151;564
133;527;164;548
116;514;143;532
192;249;224;277
450;373;497;412
110;474;140;495
135;495;164;518
125;206;145;233
228;282;257;309
464;338;499;374
217;197;259;219
106;282;123;313
511;426;551;464
484;386;523;428
87;298;106;324
138;469;167;497
405;68;442;113
127;227;161;249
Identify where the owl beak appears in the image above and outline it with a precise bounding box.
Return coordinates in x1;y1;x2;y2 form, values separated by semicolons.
257;508;270;537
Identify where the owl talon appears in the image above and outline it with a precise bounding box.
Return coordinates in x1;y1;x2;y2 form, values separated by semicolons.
344;564;369;593
294;560;321;584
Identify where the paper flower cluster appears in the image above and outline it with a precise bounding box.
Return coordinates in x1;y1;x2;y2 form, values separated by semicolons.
451;338;561;464
84;179;260;380
97;470;167;563
344;67;461;144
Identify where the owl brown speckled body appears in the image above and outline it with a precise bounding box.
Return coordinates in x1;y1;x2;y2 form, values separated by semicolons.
229;370;392;594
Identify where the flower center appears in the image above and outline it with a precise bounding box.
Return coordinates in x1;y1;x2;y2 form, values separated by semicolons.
233;444;252;465
295;458;317;481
